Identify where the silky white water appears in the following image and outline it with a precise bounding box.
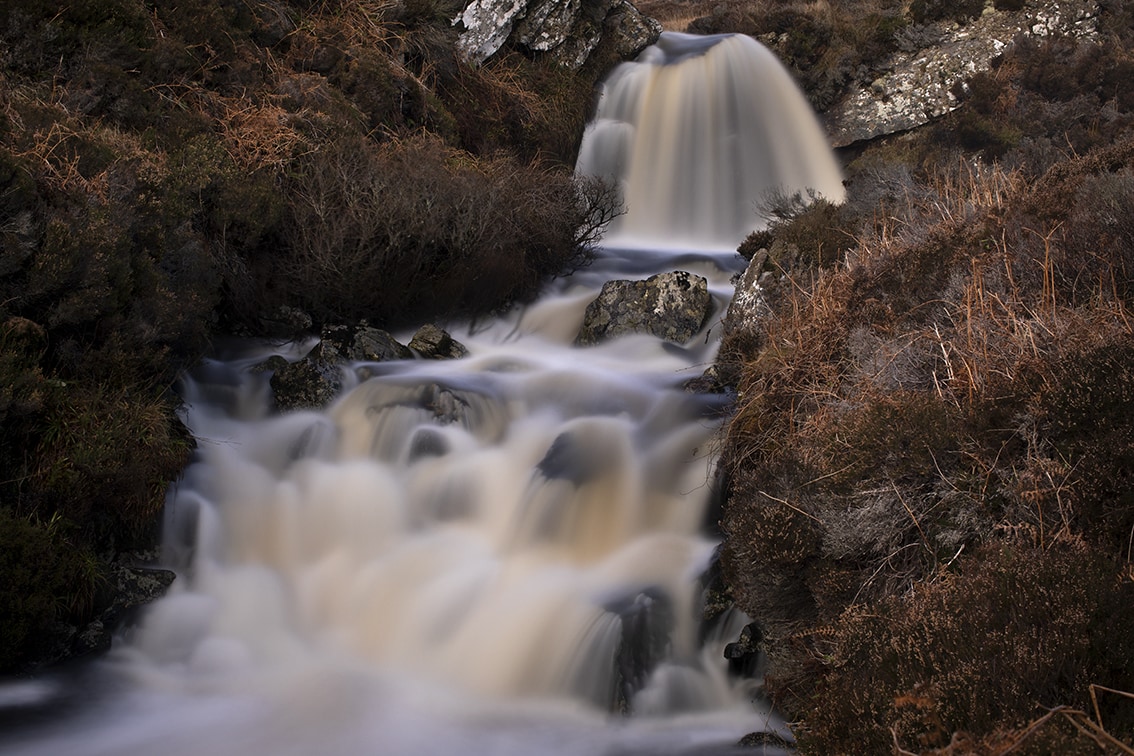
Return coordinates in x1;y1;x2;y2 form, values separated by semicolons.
576;32;846;251
0;32;842;755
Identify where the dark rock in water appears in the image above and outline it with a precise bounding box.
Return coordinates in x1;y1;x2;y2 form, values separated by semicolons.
420;383;473;425
576;271;713;346
723;622;764;679
698;545;735;643
350;326;414;362
271;356;342;410
536;431;611;484
408;427;450;460
319;323;413;363
607;589;674;714
409;324;469;360
737;730;796;753
270;324;415;410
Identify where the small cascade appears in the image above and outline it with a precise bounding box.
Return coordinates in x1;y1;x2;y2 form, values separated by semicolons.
576;32;845;251
0;30;847;756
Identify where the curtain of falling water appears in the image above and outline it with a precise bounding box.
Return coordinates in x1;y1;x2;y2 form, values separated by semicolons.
576;32;846;251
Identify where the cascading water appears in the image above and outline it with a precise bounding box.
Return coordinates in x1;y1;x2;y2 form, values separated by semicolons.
576;32;846;251
1;31;841;756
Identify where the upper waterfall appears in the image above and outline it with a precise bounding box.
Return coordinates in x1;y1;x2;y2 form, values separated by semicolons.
576;32;846;252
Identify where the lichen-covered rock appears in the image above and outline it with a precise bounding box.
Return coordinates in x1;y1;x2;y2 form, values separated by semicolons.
721;248;772;341
824;0;1099;147
576;270;713;346
455;0;659;69
409;324;469;359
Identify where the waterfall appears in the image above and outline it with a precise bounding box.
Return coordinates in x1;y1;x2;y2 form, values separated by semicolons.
576;32;845;251
0;31;845;756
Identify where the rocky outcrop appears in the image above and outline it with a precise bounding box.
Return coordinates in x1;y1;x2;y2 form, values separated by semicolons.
576;270;713;346
824;0;1100;147
454;0;660;68
45;554;176;664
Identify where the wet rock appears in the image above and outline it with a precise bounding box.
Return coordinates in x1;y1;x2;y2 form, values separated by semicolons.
576;270;713;346
455;0;659;69
736;731;797;753
607;589;673;714
319;323;413;363
604;1;663;61
824;0;1099;147
409;324;469;359
723;622;764;679
271;324;414;410
271;356;342;410
45;558;177;665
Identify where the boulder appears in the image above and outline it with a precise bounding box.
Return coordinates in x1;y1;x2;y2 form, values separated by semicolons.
270;357;342;411
576;270;713;346
270;324;414;410
455;0;660;69
824;0;1100;147
721;248;772;341
409;324;469;359
605;589;673;714
50;557;177;663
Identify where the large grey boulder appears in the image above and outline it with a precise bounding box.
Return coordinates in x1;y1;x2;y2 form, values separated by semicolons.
455;0;660;69
824;0;1099;147
576;270;713;346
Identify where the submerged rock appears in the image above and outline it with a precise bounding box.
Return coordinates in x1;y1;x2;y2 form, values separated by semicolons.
576;270;713;346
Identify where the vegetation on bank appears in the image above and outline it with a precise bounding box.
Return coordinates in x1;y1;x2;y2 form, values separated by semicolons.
708;2;1134;752
0;0;619;671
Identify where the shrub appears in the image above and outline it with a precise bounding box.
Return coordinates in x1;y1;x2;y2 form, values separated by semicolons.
275;135;617;326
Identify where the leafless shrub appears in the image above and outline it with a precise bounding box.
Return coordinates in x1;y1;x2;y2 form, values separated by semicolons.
276;134;615;325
